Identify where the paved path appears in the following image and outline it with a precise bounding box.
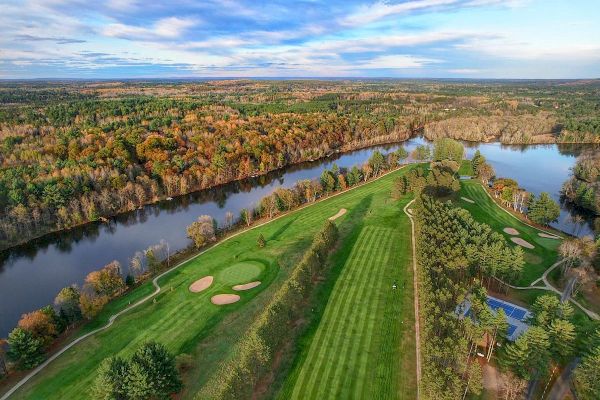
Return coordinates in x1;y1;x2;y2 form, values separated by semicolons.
546;359;579;400
0;163;415;400
404;199;421;399
496;260;599;321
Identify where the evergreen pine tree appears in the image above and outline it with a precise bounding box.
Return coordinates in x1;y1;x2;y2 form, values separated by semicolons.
127;341;182;399
574;345;600;399
7;327;45;370
528;192;560;225
92;356;129;400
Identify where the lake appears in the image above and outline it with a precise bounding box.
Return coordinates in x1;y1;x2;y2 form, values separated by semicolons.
0;138;595;337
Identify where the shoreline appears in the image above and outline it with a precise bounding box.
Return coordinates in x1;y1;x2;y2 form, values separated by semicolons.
2;135;598;253
0;133;410;253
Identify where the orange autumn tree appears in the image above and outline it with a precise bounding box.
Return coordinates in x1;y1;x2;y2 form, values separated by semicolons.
17;310;57;346
79;292;110;320
84;261;126;297
78;261;125;319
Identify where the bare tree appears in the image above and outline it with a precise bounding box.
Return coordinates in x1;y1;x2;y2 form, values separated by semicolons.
500;371;527;400
225;211;234;229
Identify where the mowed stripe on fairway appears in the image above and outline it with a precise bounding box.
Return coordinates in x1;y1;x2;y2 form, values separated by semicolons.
290;226;396;400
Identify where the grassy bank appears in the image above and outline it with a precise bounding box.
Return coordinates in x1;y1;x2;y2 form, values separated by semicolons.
5;166;418;400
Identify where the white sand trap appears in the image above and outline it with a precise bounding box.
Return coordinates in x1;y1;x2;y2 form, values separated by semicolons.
461;197;475;204
511;237;535;249
233;281;261;291
538;233;560;239
189;276;214;293
211;294;240;305
329;208;347;220
503;227;519;236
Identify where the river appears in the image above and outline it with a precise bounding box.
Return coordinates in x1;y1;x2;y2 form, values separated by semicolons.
0;138;595;337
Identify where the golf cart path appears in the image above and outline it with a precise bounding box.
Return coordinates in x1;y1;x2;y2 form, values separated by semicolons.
496;260;599;321
404;199;421;399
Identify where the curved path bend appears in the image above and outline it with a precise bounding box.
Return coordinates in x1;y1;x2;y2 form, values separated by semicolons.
496;260;599;321
0;164;414;400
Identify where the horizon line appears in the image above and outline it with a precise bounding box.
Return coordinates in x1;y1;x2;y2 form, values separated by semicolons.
1;77;599;82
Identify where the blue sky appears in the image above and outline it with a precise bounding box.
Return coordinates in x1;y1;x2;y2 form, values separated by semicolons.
1;0;599;79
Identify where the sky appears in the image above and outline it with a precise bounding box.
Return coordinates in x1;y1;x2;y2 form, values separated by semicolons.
1;0;599;79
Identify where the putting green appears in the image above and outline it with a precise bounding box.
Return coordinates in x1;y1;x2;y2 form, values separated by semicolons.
218;260;266;285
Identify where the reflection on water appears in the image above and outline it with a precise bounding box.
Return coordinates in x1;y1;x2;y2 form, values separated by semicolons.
0;138;596;336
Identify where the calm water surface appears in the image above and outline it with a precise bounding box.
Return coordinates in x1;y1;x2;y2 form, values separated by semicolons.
0;138;594;336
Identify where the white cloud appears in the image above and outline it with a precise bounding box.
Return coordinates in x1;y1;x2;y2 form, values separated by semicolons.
456;37;600;62
103;17;197;40
105;0;140;11
358;54;439;68
303;31;472;53
340;0;459;26
447;68;480;73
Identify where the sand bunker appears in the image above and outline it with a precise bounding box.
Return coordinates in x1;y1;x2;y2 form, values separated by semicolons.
211;294;241;305
189;276;214;293
233;281;262;291
503;227;519;236
329;208;347;221
511;237;535;249
538;233;560;239
461;197;475;204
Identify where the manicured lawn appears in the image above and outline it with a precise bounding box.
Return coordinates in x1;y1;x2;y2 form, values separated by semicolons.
457;180;561;286
278;194;416;399
458;159;474;176
8;166;417;400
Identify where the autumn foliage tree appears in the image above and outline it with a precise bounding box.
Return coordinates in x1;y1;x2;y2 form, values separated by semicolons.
84;261;126;297
17;309;58;346
186;215;216;248
54;285;82;325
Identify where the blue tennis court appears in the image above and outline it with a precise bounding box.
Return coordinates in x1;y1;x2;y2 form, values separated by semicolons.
457;295;531;341
507;325;517;337
486;298;528;322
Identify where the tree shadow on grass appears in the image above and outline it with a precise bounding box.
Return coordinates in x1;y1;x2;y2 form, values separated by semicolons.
271;194;374;398
269;216;298;242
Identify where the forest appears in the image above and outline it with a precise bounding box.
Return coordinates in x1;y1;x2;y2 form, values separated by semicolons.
562;150;600;215
1;79;600;250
